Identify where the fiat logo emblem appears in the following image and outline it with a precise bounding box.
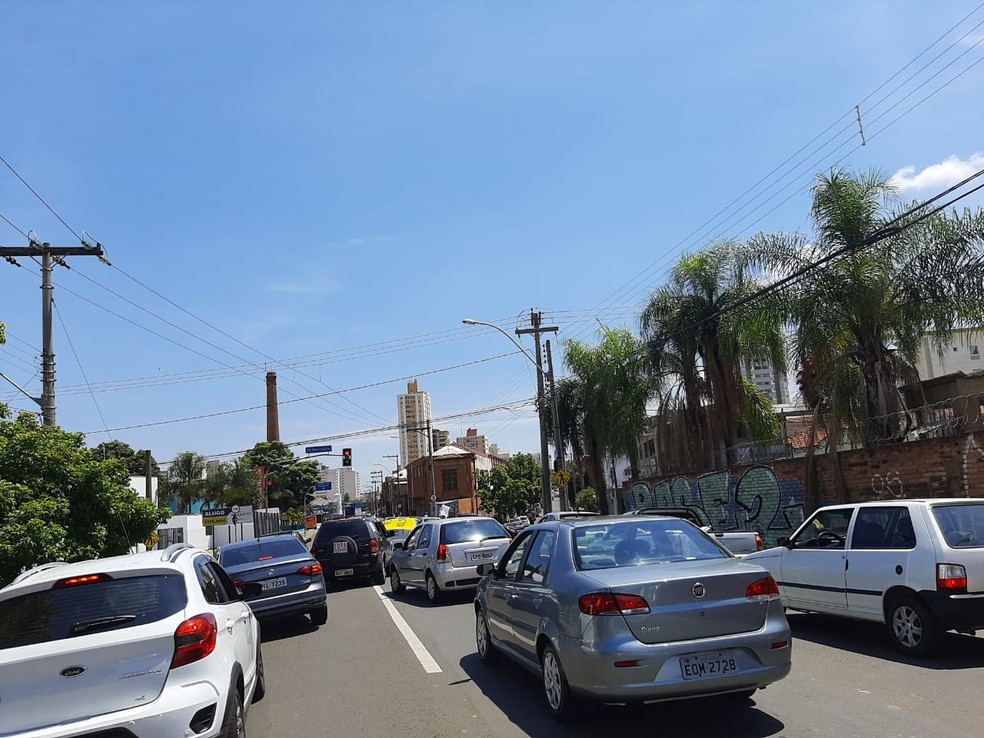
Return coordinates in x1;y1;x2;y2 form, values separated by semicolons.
692;582;705;598
60;666;86;678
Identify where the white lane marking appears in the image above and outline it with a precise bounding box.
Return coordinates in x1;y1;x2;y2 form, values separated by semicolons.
373;585;442;674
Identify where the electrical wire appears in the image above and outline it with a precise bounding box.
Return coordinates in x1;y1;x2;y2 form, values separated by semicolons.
52;299;112;439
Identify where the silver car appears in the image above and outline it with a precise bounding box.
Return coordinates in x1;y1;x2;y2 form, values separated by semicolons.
474;517;791;720
389;517;512;602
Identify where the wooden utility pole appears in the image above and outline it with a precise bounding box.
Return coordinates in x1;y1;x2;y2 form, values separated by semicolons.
545;339;568;511
516;309;558;515
0;240;105;425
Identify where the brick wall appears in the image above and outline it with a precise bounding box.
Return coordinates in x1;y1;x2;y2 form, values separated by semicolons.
624;430;984;547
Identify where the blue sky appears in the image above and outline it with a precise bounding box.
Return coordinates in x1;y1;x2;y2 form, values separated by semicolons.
2;2;983;488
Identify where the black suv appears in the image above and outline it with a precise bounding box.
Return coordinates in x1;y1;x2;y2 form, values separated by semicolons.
311;517;393;585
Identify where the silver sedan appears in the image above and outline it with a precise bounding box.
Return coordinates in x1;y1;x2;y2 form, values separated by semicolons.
474;517;791;720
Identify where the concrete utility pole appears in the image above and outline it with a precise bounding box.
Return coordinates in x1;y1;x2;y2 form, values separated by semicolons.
516;309;558;515
0;240;105;425
545;339;568;512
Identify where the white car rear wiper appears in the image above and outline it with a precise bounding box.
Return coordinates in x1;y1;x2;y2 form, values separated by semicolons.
70;615;137;634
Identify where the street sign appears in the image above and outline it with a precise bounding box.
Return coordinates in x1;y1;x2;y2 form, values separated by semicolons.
315;482;333;491
552;469;572;487
202;507;232;527
305;445;333;454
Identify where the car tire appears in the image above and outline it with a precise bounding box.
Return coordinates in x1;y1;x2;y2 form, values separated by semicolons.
390;567;406;593
476;609;499;664
541;643;577;721
887;595;942;657
425;572;442;603
371;564;386;586
219;685;245;738
251;646;266;704
310;604;329;626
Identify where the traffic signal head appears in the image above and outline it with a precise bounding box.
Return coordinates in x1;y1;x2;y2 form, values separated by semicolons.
342;448;352;467
266;479;273;489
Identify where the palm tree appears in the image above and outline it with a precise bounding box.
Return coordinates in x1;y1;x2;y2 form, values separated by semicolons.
640;242;787;466
747;168;984;447
563;327;657;514
163;451;206;513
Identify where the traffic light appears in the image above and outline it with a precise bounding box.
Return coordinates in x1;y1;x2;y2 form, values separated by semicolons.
342;448;352;467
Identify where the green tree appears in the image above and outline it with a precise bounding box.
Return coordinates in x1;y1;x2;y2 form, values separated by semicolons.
476;453;541;519
747;168;984;447
641;241;786;466
0;407;167;586
564;327;657;514
92;440;160;477
574;487;598;512
241;441;319;512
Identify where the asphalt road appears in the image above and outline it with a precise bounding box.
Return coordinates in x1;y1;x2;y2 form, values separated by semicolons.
248;581;984;738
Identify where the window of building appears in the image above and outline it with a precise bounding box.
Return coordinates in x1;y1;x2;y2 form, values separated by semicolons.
442;469;458;492
971;345;980;360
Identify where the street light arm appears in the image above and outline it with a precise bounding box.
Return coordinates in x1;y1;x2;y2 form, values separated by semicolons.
462;319;543;374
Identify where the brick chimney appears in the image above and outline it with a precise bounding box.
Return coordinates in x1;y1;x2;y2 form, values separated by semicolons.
266;371;280;442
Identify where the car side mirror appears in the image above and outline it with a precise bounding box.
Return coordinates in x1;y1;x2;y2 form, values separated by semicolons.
477;563;497;578
393;542;404;551
238;581;264;601
777;536;791;548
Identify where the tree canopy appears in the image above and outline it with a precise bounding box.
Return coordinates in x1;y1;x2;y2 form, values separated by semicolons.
0;406;168;587
476;453;541;520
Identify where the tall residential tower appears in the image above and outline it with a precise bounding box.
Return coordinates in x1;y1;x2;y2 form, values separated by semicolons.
397;380;433;467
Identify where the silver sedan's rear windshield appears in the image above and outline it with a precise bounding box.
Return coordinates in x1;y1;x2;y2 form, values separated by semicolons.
440;519;508;544
0;574;187;650
221;537;308;567
932;504;984;548
574;519;730;570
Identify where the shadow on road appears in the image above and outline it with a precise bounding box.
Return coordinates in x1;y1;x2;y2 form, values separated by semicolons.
457;652;787;737
377;586;475;609
257;614;319;643
787;612;984;669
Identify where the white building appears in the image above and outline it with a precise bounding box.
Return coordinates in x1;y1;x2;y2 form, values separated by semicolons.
397;379;433;467
319;465;360;504
918;328;983;379
740;357;790;405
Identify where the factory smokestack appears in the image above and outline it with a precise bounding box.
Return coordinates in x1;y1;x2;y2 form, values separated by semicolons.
266;371;280;442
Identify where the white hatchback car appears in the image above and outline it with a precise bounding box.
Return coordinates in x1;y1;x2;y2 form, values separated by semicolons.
0;543;263;737
744;498;984;656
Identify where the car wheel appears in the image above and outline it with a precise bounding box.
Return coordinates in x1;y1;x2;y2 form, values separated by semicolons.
390;567;405;593
425;572;442;603
251;646;266;704
309;604;328;626
219;686;245;738
476;609;499;664
541;644;577;721
888;595;942;657
371;564;386;586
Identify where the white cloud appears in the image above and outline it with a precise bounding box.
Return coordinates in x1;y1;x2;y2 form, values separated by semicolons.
890;153;984;192
959;32;984;47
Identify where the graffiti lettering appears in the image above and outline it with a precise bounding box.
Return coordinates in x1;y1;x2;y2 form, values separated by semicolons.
870;471;904;499
625;464;806;547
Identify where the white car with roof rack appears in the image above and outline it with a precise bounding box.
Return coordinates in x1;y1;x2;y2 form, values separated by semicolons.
0;542;263;738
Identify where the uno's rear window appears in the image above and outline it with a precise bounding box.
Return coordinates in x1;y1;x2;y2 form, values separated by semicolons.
932;504;984;548
221;537;308;567
0;574;187;650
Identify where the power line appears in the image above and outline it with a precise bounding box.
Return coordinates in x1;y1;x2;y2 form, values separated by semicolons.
82;351;522;433
52;300;112;439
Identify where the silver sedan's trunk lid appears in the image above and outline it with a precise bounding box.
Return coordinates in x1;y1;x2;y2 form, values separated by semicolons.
583;559;773;644
446;538;510;567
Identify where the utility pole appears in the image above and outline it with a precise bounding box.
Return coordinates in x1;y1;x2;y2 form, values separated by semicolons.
545;339;568;512
0;239;105;425
516;309;558;515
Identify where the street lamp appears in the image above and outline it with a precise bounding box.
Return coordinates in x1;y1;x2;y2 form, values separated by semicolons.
462;316;564;514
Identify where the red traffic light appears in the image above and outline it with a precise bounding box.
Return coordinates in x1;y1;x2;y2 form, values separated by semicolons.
342;448;352;467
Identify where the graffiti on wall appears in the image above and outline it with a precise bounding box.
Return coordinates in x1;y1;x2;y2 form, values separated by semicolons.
870;471;904;499
963;433;984;497
627;465;806;548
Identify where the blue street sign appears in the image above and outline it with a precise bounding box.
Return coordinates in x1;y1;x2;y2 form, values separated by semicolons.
315;482;333;491
305;445;333;454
